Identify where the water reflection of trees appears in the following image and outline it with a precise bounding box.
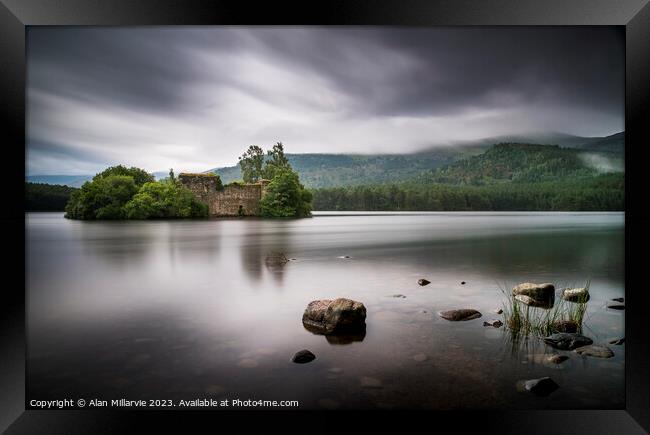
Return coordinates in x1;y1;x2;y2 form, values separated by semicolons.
238;220;295;285
363;230;623;282
80;220;157;268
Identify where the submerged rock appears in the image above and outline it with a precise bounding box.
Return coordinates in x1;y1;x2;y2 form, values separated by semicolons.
265;252;289;266
418;279;431;286
609;338;625;345
529;354;570;367
551;319;579;333
607;303;625;310
512;282;555;299
521;377;559;396
390;294;406;298
438;309;482;321
543;333;593;350
302;298;367;334
574;345;614;358
611;297;624;303
483;319;503;328
413;353;428;362
561;287;590;303
493;308;504;314
291;349;316;364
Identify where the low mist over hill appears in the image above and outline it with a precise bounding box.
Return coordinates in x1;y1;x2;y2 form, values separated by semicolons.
26;132;623;190
208;132;624;188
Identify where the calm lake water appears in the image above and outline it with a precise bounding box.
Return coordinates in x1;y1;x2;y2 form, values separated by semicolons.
27;211;625;410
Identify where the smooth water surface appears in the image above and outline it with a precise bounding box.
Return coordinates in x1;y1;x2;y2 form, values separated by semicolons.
27;212;625;409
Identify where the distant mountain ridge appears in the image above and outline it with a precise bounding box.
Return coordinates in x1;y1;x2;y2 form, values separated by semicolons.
27;131;623;188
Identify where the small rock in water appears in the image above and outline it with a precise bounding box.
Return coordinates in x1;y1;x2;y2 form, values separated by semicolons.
461;281;466;285
543;333;593;350
390;294;406;298
438;309;482;321
338;255;351;259
547;354;569;364
574;345;614;358
611;297;624;303
522;377;559;396
265;252;289;266
418;279;431;286
609;338;625;345
493;308;503;314
360;377;383;388
413;353;428;362
483;319;503;328
291;349;316;364
607;303;625;310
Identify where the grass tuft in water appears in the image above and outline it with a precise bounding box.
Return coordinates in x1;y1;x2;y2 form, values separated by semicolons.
498;280;589;339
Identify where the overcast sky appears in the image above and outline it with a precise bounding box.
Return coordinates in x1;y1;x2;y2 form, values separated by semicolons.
27;26;624;175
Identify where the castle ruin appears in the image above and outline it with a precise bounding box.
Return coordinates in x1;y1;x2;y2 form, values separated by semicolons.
179;173;270;217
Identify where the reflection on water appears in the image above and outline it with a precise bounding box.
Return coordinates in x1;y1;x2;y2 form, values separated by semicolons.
27;212;624;409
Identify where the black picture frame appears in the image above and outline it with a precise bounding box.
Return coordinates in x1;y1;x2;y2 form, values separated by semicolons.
3;0;649;433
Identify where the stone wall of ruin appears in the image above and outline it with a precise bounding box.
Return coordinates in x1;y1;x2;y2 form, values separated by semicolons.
179;173;267;217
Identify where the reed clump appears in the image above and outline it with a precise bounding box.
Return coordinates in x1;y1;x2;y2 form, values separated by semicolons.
499;280;589;339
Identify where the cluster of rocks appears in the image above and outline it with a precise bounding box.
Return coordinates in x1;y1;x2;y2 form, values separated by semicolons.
286;278;622;407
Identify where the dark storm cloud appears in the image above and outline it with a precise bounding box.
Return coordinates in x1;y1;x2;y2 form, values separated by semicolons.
26;26;624;174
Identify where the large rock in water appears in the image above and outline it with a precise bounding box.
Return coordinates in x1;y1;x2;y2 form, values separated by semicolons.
438;309;482;321
561;287;590;303
543;333;593;350
302;298;366;334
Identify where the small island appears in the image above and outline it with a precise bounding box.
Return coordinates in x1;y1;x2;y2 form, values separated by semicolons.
63;142;312;220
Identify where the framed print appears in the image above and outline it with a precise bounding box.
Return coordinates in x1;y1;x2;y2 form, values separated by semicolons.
2;0;649;433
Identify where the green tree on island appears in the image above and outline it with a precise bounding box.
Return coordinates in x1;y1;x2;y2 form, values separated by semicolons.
238;142;312;217
260;168;312;218
93;165;155;187
263;142;291;179
65;166;208;220
124;178;208;219
238;145;265;183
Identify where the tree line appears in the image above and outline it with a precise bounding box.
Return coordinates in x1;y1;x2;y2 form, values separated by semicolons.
310;173;624;211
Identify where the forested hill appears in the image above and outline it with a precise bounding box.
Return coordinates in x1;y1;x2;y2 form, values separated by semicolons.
420;142;624;185
210;146;485;188
310;143;625;211
209;131;623;188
